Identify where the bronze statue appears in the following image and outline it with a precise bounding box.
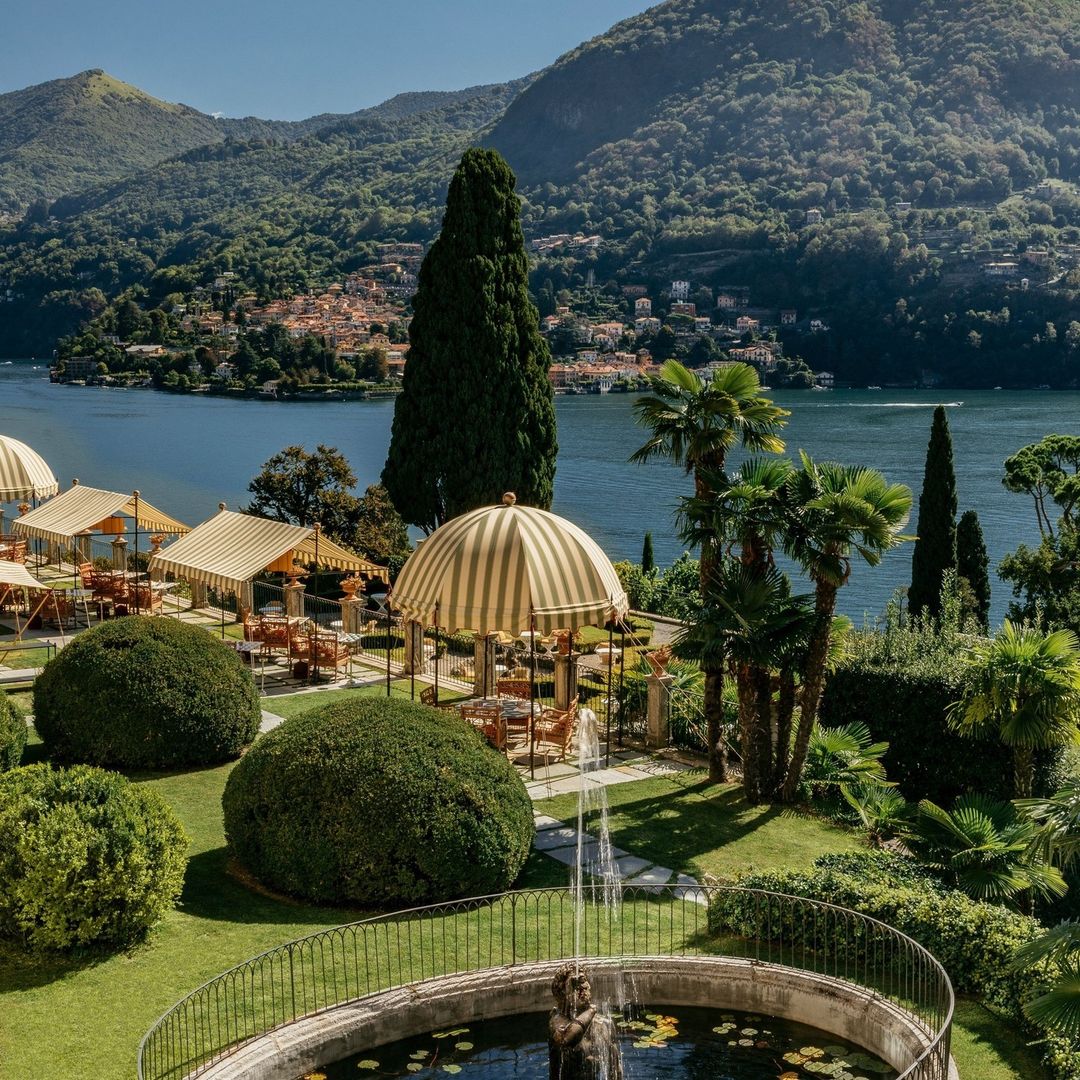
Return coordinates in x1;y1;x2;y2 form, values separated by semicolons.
548;964;623;1080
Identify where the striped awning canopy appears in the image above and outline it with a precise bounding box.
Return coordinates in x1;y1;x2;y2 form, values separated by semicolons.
391;493;629;634
146;508;387;593
0;559;47;591
0;435;58;501
11;483;189;545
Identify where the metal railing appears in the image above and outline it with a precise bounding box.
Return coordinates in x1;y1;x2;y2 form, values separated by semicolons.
137;884;953;1080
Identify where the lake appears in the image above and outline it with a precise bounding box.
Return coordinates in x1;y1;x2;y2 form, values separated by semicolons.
1;359;1076;624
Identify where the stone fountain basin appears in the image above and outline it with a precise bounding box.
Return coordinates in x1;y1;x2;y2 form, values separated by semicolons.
193;956;957;1080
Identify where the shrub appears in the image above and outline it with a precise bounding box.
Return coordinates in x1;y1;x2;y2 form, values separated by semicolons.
709;853;1080;1080
33;616;261;769
0;764;188;951
0;693;26;772
222;697;533;906
821;622;1059;802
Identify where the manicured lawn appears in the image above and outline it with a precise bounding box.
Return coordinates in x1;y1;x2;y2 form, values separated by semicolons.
535;773;865;880
0;749;556;1080
264;679;469;720
0;699;1052;1080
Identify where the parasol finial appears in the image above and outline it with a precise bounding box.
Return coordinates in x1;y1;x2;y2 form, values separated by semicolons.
502;491;517;506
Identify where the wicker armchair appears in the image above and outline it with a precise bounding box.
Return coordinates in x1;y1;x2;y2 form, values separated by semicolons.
259;616;292;657
308;632;351;676
531;697;579;762
460;702;506;751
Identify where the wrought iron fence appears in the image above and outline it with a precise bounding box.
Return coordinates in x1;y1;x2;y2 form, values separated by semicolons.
137;884;953;1080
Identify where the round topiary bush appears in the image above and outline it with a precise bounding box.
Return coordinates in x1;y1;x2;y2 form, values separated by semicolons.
33;616;261;769
0;694;26;772
0;763;188;950
222;697;533;906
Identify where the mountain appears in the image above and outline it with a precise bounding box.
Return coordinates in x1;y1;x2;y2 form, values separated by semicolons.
3;1;1080;385
0;69;518;215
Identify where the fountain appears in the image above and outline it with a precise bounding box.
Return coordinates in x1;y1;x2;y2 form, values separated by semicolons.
557;707;625;1080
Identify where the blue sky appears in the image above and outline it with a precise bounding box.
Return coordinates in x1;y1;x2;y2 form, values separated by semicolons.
3;0;656;119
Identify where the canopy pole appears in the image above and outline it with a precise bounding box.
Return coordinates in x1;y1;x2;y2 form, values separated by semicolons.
617;620;626;748
605;622;613;768
433;601;440;705
529;609;537;780
312;523;320;683
132;490;140;615
385;589;392;698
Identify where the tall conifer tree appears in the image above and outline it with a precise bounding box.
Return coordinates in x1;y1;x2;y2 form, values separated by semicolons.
957;509;991;630
909;405;958;619
382;148;557;530
641;531;655;575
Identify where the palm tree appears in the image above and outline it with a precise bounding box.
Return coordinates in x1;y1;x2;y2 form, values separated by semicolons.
675;563;814;803
1012;921;1080;1038
780;454;913;801
950;622;1080;798
632;361;788;781
905;794;1065;907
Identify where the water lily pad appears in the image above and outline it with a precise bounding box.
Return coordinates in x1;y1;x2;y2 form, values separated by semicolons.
356;1061;380;1070
633;1041;651;1049
780;1073;800;1080
738;1038;754;1046
824;1046;850;1057
845;1053;892;1074
740;1028;758;1036
406;1065;423;1073
455;1043;473;1052
442;1067;462;1075
410;1052;429;1061
448;1029;469;1036
783;1052;808;1065
800;1046;826;1059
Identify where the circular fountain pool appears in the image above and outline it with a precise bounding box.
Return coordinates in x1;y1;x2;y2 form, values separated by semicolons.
303;1005;897;1080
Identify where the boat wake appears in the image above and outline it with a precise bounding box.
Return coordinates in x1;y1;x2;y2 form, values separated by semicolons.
812;401;964;408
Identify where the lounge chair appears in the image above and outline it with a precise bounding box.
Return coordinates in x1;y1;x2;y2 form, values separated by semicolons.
460;702;506;751
531;697;579;762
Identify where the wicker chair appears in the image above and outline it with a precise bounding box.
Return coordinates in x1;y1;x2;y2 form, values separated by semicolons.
43;592;76;629
259;616;292;658
420;685;458;711
308;631;351;677
132;584;163;615
460;702;506;751
531;697;579;762
497;678;532;701
78;562;94;588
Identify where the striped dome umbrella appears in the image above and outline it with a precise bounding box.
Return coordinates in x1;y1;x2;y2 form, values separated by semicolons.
392;493;628;635
0;435;58;501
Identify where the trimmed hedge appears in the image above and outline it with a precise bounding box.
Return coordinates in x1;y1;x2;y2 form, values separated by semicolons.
710;853;1080;1080
0;764;188;950
0;693;26;772
33;616;261;769
222;697;533;906
820;655;1061;803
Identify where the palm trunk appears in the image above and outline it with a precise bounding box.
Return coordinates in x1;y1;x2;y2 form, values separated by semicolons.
749;664;774;805
704;662;728;782
696;464;728;783
772;668;797;799
736;663;754;796
782;579;838;802
1014;746;1034;799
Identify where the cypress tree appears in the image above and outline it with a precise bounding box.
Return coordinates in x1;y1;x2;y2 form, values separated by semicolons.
957;509;991;630
909;405;958;620
382;149;557;530
641;531;655;575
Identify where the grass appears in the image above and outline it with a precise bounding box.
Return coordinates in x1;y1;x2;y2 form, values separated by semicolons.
535;773;865;881
0;694;1054;1080
263;680;469;721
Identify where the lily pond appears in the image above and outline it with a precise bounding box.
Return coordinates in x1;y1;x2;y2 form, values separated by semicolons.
299;1005;898;1079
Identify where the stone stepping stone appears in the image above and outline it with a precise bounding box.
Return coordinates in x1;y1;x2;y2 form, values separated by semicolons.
533;814;565;831
625;865;674;888
612;855;652;878
533;826;580;851
259;710;286;733
673;873;707;906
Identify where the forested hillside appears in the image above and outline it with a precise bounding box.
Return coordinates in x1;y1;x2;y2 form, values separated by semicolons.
3;0;1080;385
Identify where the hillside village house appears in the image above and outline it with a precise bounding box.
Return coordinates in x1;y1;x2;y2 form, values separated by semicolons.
670;280;691;301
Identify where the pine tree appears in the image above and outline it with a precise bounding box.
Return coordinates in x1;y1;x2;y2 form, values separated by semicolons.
382;149;557;530
641;531;655;575
957;509;991;630
909;406;958;620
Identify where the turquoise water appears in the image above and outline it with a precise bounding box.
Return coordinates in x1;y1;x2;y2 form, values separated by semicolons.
1;360;1076;624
